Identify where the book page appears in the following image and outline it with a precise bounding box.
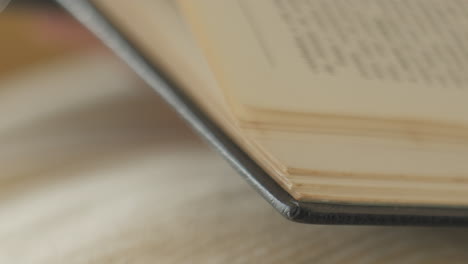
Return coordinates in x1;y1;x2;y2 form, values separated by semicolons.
178;0;468;126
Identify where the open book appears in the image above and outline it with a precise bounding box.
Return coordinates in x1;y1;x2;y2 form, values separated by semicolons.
59;0;468;224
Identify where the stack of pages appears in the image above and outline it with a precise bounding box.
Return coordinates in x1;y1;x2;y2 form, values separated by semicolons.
91;0;468;208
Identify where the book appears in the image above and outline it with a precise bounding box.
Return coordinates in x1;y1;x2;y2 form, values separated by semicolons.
58;0;468;225
3;50;468;263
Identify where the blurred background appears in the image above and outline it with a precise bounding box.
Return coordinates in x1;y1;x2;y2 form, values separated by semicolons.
1;0;104;75
3;1;468;263
0;0;195;206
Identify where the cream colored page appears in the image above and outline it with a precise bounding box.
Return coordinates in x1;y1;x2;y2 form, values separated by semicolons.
251;132;468;178
92;0;468;205
178;0;468;125
91;0;290;185
93;0;225;106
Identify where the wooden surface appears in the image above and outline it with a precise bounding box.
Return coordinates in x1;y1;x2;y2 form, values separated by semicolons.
2;53;468;263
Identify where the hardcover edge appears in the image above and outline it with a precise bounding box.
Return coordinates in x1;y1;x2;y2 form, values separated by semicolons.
56;0;468;225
